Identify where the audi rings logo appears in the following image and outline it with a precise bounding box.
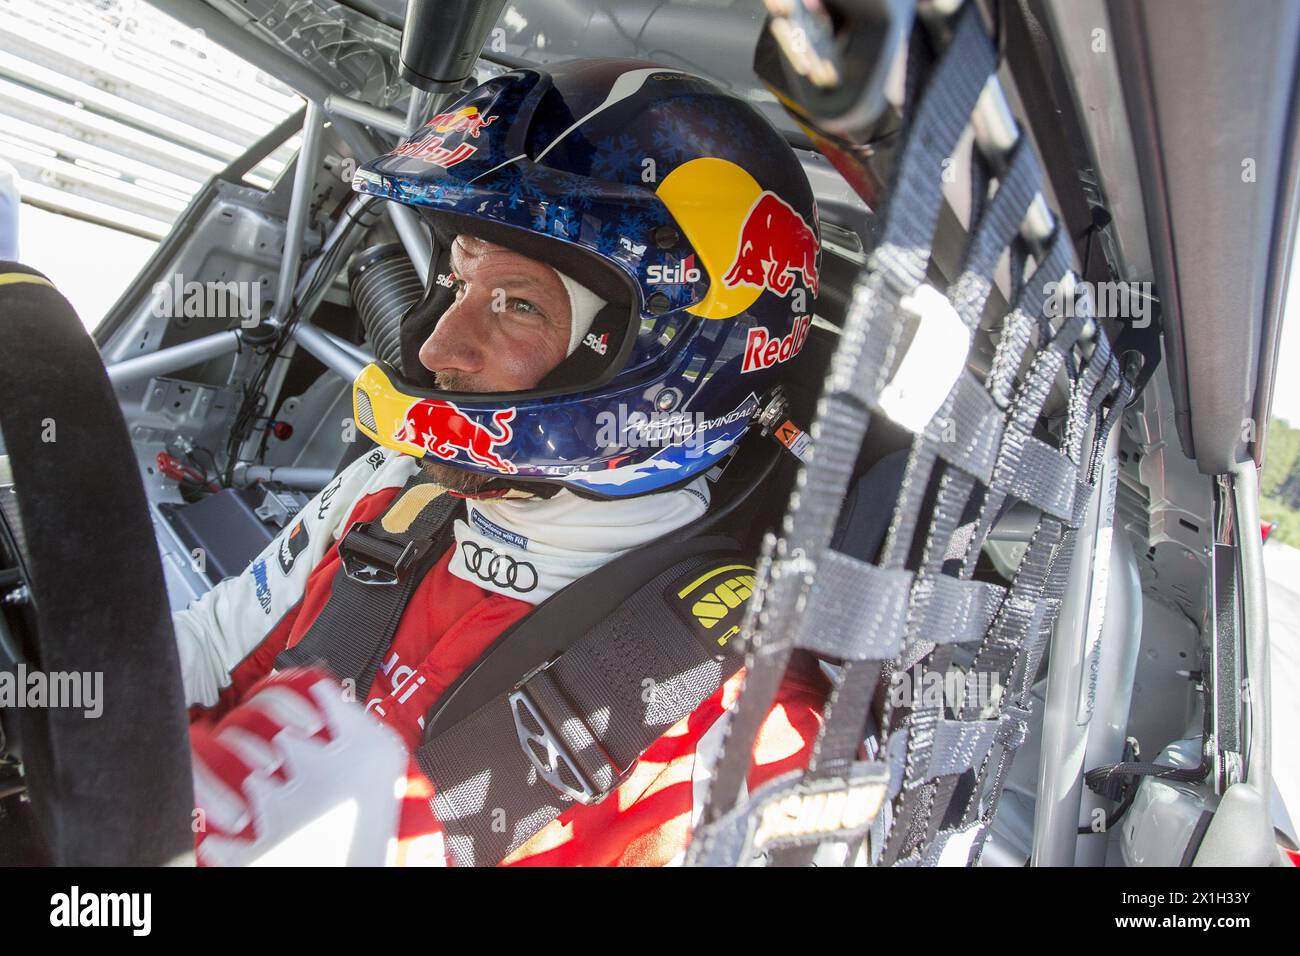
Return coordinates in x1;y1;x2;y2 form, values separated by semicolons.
460;541;538;593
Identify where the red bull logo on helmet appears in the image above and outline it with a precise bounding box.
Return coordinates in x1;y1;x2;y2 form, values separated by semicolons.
723;191;820;298
427;106;498;138
395;398;517;474
742;314;812;373
393;136;478;169
655;157;818;320
393;107;497;169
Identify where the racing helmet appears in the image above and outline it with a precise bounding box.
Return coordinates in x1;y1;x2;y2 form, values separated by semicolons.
350;57;820;499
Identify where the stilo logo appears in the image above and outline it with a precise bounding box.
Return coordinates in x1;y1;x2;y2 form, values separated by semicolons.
742;314;812;373
647;254;701;285
723;191;820;298
583;331;609;355
435;271;457;288
395;399;517;473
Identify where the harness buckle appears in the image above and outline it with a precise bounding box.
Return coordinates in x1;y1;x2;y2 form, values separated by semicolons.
338;520;434;586
508;672;631;807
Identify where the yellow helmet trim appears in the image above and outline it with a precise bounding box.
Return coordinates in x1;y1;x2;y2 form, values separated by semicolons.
352;362;428;458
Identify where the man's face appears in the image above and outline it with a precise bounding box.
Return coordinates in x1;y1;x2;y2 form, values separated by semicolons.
418;235;573;392
415;235;573;492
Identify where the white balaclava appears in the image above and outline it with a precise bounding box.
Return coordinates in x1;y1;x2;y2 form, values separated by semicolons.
553;269;606;357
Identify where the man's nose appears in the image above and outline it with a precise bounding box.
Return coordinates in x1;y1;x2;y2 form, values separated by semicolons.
417;293;486;375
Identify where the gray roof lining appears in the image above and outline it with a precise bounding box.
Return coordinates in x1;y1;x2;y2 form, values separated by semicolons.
1111;0;1300;475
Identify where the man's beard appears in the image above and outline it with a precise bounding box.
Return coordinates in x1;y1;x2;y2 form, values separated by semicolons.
419;458;495;495
419;370;496;496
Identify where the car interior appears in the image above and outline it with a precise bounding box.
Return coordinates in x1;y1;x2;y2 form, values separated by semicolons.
0;0;1293;867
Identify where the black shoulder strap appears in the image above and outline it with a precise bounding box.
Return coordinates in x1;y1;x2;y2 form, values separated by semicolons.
414;536;755;866
275;472;464;697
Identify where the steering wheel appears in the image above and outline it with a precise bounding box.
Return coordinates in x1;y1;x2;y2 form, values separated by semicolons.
0;261;194;865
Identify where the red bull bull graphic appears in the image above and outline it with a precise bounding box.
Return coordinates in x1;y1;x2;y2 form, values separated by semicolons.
742;314;812;373
427;106;498;138
723;191;820;298
656;158;821;319
395;399;518;474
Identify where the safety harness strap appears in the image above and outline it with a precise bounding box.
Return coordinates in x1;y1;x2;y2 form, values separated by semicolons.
275;473;463;697
415;545;750;866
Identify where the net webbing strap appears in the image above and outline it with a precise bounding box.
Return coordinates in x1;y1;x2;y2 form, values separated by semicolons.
944;376;1132;859
906;377;1132;862
687;1;1129;867
686;4;999;868
880;224;1124;864
798;551;913;661
805;4;1000;789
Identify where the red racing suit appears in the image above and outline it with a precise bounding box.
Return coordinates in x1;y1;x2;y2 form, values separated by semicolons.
174;447;827;866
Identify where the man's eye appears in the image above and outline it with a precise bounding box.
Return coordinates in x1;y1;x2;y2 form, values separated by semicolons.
508;298;543;317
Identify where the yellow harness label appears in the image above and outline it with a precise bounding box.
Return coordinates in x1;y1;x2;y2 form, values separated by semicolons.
666;561;755;659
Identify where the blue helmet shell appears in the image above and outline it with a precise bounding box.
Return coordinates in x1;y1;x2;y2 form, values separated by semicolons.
351;58;819;498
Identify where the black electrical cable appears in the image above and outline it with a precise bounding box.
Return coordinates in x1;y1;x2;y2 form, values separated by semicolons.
187;445;220;479
221;197;383;486
1076;779;1140;835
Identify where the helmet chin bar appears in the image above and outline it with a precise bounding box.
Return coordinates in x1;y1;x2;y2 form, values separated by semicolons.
351;359;751;503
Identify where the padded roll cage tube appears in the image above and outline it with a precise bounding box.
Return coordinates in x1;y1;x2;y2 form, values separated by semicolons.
271;101;327;327
1029;419;1120;866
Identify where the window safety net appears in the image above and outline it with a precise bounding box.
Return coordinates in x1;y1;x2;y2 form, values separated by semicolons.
686;4;1133;867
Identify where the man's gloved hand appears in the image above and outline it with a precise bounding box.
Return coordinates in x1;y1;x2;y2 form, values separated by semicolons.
190;667;408;866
